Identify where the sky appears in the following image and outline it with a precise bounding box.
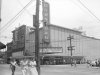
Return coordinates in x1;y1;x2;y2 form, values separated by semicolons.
0;0;100;44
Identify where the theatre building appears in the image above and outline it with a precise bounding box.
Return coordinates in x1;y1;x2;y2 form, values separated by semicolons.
25;24;100;65
10;24;100;65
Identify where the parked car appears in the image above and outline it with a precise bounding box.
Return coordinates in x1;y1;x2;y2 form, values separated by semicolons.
97;58;100;67
90;60;96;66
88;59;100;67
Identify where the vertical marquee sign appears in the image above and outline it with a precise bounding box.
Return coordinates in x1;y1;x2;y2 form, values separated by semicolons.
42;0;50;24
42;0;50;43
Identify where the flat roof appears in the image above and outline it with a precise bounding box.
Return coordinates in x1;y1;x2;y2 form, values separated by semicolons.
81;35;100;40
49;24;82;33
29;24;82;34
29;24;100;40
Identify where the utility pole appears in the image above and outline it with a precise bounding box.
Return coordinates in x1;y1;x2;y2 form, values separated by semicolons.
67;35;75;65
34;0;40;75
67;35;75;56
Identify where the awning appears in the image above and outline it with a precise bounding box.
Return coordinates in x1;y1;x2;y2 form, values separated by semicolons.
0;42;6;49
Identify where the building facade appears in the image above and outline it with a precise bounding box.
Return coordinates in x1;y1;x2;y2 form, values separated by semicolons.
6;42;13;57
10;24;100;64
26;24;100;64
11;25;34;57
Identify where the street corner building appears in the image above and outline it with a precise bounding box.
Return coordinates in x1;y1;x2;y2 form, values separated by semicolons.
7;24;100;65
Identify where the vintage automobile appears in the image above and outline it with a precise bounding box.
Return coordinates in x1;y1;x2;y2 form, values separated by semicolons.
88;59;100;67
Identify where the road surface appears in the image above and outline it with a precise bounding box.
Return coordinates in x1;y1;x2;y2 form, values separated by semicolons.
0;64;100;75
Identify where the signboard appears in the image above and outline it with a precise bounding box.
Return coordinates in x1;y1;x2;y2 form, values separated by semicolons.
17;25;26;48
43;22;50;43
40;47;63;54
42;1;50;43
42;0;50;24
12;28;18;44
12;28;18;49
12;25;26;50
12;51;23;57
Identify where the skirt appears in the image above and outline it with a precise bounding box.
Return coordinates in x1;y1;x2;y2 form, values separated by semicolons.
29;67;38;75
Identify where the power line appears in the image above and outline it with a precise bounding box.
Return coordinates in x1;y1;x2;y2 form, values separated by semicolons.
0;10;25;33
70;0;91;19
77;0;100;22
0;0;34;32
17;0;33;16
0;0;35;33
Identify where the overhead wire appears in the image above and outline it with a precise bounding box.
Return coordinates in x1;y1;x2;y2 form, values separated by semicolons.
70;0;89;16
0;0;34;32
0;0;35;33
17;0;33;16
77;0;100;22
70;0;100;38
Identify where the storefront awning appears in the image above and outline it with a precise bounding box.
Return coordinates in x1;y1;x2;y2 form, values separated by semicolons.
0;42;6;49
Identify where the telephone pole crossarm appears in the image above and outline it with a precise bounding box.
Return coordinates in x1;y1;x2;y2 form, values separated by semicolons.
67;35;75;56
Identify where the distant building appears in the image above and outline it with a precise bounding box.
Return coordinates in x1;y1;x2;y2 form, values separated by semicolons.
10;24;100;64
29;24;100;61
11;25;34;57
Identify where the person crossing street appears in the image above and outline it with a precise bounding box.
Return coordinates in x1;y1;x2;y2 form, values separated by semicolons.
10;59;17;75
28;58;38;75
20;58;29;75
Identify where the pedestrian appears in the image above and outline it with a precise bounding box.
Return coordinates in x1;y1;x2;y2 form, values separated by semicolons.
73;60;77;67
20;58;29;75
10;59;17;75
95;59;98;67
71;58;73;66
16;59;20;66
28;58;38;75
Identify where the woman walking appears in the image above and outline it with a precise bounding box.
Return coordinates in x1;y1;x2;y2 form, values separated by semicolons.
28;58;38;75
20;58;29;75
10;59;17;75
